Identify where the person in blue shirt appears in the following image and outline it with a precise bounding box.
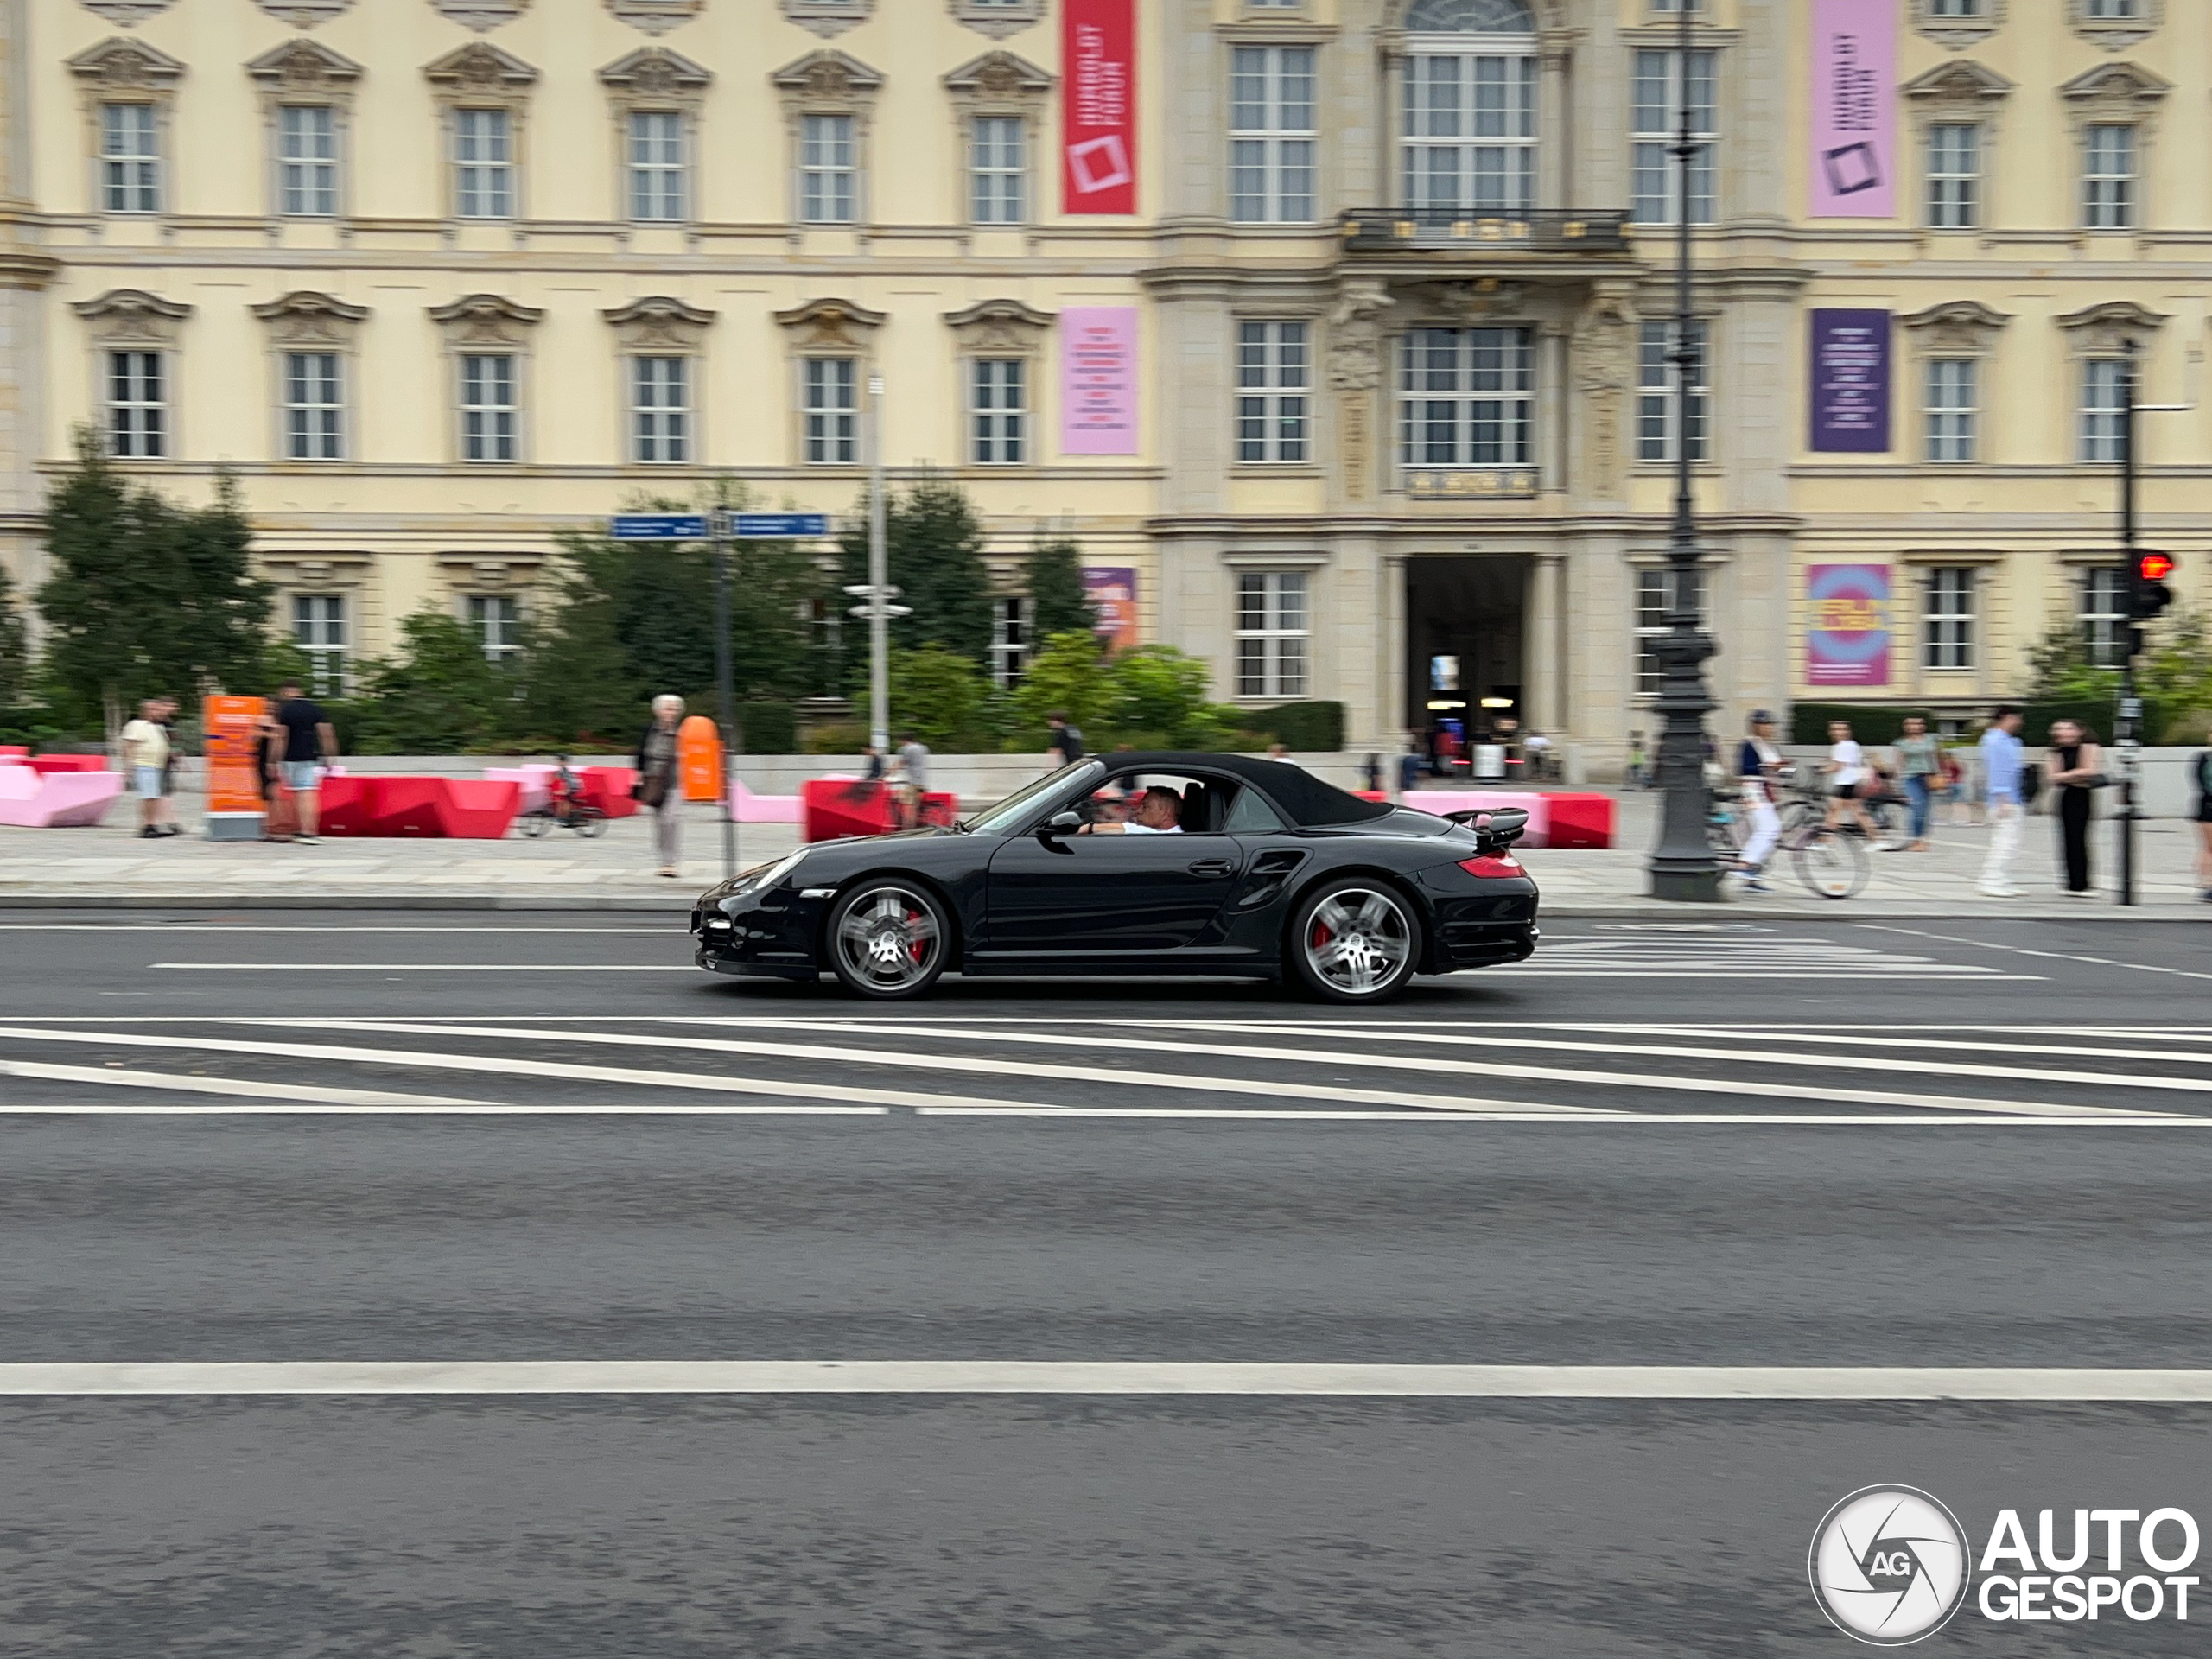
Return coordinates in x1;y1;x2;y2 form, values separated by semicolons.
1977;706;2025;898
1734;710;1785;893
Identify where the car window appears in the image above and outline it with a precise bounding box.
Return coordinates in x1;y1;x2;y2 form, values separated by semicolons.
1080;772;1230;834
1223;786;1287;833
969;760;1102;834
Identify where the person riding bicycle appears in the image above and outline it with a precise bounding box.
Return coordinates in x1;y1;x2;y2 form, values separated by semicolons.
548;754;582;824
1735;710;1786;893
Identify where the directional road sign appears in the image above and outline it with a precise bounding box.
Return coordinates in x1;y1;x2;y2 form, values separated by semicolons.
608;513;709;541
731;512;830;539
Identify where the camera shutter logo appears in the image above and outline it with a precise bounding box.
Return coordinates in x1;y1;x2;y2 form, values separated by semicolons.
1809;1486;1970;1645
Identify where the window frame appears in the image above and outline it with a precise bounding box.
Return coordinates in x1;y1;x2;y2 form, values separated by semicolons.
2078;356;2127;462
105;348;168;461
453;105;516;221
1235;569;1311;701
282;349;346;463
2080;565;2129;667
1925;120;1980;231
293;592;348;696
1399;35;1538;215
989;594;1030;690
1634;564;1703;699
969;113;1027;226
629;353;691;466
626;108;687;224
467;593;524;668
1636;318;1709;465
276;103;340;219
1631;48;1717;226
1395;326;1536;471
803;354;860;466
1923;567;1975;671
99;101;162;216
1923;356;1979;463
1236;320;1311;465
2082;122;2135;231
799;111;858;226
458;351;520;465
969;357;1028;466
1231;44;1318;224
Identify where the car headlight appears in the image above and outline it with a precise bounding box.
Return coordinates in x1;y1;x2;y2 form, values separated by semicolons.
727;848;809;899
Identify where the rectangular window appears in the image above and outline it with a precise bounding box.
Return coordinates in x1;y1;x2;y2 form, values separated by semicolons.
1928;0;1981;15
1923;357;1978;463
2086;0;2139;16
2082;124;2134;231
1634;566;1702;697
2081;566;2129;668
1397;327;1534;468
990;594;1029;690
1631;49;1716;226
1231;46;1317;223
2080;357;2127;462
804;356;857;464
1237;321;1310;463
278;105;338;217
283;351;343;461
468;594;523;667
1923;568;1974;671
970;116;1026;225
631;356;689;464
1636;320;1708;464
800;113;856;224
293;594;346;696
1236;571;1309;699
1402;48;1536;213
105;350;166;460
460;353;518;463
100;103;160;214
454;107;513;219
969;359;1027;465
628;110;684;222
1926;122;1979;230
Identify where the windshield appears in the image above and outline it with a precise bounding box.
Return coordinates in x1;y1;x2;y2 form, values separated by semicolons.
964;760;1102;835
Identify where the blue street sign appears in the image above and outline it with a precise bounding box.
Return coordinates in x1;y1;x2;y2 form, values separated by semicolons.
608;513;709;540
730;512;831;539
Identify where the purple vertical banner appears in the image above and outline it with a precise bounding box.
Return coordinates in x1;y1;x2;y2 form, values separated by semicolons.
1810;0;1897;219
1809;309;1891;453
1805;564;1892;689
1061;307;1138;455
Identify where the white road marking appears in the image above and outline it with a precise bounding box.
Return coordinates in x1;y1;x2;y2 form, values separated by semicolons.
6;1361;2212;1399
1568;1025;2212;1071
1863;924;2212;983
0;925;676;934
0;1058;493;1108
916;1108;2194;1127
149;963;695;972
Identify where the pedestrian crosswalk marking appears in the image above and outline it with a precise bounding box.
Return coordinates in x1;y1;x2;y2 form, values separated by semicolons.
0;1058;492;1108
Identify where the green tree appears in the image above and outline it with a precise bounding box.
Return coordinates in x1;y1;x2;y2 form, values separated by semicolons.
37;429;273;728
889;643;987;748
1027;537;1097;638
839;480;995;671
1107;644;1240;748
0;560;29;711
1014;630;1117;739
345;609;512;754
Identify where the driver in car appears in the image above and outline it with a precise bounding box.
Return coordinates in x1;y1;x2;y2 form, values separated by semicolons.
1086;785;1184;835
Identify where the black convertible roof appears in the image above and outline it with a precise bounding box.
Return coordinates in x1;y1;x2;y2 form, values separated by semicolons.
1091;752;1394;828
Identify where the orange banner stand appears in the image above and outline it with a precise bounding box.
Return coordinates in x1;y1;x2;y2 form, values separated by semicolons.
677;715;724;804
202;694;268;841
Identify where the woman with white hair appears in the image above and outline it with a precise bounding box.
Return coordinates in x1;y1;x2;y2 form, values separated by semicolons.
634;693;686;877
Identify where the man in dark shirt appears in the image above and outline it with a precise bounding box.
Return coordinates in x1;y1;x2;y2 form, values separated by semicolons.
1046;713;1084;768
270;680;338;844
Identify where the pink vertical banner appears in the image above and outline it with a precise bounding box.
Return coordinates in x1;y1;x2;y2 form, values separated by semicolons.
1809;0;1896;219
1061;307;1138;455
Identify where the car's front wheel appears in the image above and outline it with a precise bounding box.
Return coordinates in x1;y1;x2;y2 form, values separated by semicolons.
828;880;951;999
1286;878;1421;1003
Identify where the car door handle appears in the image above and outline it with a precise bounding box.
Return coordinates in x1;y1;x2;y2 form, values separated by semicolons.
1187;859;1236;877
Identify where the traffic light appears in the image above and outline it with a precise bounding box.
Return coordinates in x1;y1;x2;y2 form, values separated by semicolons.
2129;550;2177;621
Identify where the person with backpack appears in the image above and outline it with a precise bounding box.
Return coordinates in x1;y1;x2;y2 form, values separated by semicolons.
1046;713;1084;769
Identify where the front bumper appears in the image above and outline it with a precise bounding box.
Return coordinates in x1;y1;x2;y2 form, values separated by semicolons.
690;889;824;979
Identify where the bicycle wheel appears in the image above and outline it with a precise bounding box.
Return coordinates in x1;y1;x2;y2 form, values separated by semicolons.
519;810;550;839
571;806;608;839
1791;826;1869;900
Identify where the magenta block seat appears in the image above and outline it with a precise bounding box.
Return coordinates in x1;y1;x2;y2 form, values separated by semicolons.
0;762;123;828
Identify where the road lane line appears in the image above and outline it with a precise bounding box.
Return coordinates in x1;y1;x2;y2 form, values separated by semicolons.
8;1362;2212;1399
148;963;695;972
0;926;677;934
1562;1025;2212;1070
1861;924;2212;983
0;1059;493;1108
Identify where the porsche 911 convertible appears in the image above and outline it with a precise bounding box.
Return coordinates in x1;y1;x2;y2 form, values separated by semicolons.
689;753;1538;1002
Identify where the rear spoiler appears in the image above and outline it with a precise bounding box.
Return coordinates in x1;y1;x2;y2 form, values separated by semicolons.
1444;805;1530;850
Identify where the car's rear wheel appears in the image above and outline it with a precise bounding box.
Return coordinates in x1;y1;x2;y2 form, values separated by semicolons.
1286;878;1421;1003
828;881;951;999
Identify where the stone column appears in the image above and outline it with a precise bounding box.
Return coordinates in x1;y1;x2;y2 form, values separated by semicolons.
1381;550;1408;745
0;0;54;621
1152;277;1235;517
1536;31;1577;213
1528;551;1567;734
1538;321;1569;494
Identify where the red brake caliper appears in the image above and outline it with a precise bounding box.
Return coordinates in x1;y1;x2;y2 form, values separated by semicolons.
907;907;927;963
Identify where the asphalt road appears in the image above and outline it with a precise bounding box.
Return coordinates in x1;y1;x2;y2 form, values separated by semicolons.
3;909;2211;1656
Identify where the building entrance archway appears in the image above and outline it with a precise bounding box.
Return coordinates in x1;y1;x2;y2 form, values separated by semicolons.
1405;553;1525;756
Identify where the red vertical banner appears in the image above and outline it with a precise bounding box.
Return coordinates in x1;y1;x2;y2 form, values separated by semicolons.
1063;0;1136;216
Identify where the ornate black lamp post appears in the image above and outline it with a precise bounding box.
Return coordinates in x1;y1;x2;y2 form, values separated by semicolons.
1645;0;1723;902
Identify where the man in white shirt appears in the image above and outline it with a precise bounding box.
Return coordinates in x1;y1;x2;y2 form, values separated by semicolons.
118;696;176;839
1821;719;1879;838
1091;787;1185;835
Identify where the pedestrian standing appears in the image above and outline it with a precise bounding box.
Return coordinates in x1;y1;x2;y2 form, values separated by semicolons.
118;697;175;839
1821;720;1880;839
1976;707;2026;898
1733;709;1785;894
635;695;685;877
2192;728;2212;902
1396;741;1423;801
270;680;338;845
1046;713;1084;768
2045;718;2104;897
1892;715;1939;853
893;729;930;830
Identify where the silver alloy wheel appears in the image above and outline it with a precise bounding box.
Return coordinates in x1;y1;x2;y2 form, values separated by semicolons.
835;886;943;992
1302;887;1413;996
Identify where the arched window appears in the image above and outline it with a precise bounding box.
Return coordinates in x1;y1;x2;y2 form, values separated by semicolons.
1402;0;1535;32
1402;0;1537;212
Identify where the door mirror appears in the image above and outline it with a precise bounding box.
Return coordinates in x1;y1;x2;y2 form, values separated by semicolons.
1039;810;1083;839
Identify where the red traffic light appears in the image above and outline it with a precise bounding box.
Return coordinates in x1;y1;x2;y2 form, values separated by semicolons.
2137;551;2176;582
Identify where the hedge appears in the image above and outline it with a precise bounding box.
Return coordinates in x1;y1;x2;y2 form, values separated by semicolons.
1791;698;2169;747
738;701;798;754
1237;699;1344;752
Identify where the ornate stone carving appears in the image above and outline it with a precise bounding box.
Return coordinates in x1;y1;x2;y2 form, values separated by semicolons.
603;295;717;351
246;39;365;110
944;297;1053;355
423;41;538;103
774;297;886;352
1899;299;2012;356
1902;58;2012;120
1573;285;1636;498
71;288;192;346
2056;298;2167;356
77;1;176;23
772;49;883;117
943;50;1053;116
251;289;370;345
2069;0;2161;52
782;0;873;41
950;0;1042;41
1910;0;2006;52
255;0;352;26
2059;60;2170;141
606;0;702;35
429;0;528;29
1404;276;1529;325
1325;281;1393;392
428;293;544;346
599;47;713;110
67;37;187;99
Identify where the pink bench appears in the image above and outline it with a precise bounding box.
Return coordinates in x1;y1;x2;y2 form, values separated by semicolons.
1400;791;1615;850
0;761;123;828
731;778;803;823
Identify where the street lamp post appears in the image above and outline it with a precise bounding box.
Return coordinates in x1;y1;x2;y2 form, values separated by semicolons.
867;373;890;756
1646;0;1722;902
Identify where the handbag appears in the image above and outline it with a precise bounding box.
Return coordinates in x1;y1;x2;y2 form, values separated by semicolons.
636;769;669;809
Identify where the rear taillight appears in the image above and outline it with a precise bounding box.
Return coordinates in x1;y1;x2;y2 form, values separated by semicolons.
1458;853;1522;879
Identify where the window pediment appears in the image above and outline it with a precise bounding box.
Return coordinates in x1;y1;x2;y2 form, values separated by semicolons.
1901;59;2012;112
2056;299;2166;355
424;41;538;104
67;37;187;96
72;287;192;345
251;289;370;345
1900;300;2011;354
776;297;887;350
428;293;544;345
429;0;530;29
255;0;353;26
950;0;1042;41
604;296;716;350
599;46;713;102
772;49;884;109
944;297;1054;353
783;0;873;40
943;50;1053;111
2059;60;2170;117
247;39;365;108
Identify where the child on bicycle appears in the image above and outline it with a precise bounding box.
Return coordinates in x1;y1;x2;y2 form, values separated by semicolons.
549;754;582;824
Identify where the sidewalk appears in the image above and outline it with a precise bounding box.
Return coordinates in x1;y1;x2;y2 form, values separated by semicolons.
0;783;2204;918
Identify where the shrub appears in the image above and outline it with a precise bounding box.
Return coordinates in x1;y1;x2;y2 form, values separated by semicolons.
1238;700;1344;752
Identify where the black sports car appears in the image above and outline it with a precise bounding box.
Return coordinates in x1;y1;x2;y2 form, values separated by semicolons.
689;753;1538;1003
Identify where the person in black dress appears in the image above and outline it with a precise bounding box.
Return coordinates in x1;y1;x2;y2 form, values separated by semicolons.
2044;718;2103;896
